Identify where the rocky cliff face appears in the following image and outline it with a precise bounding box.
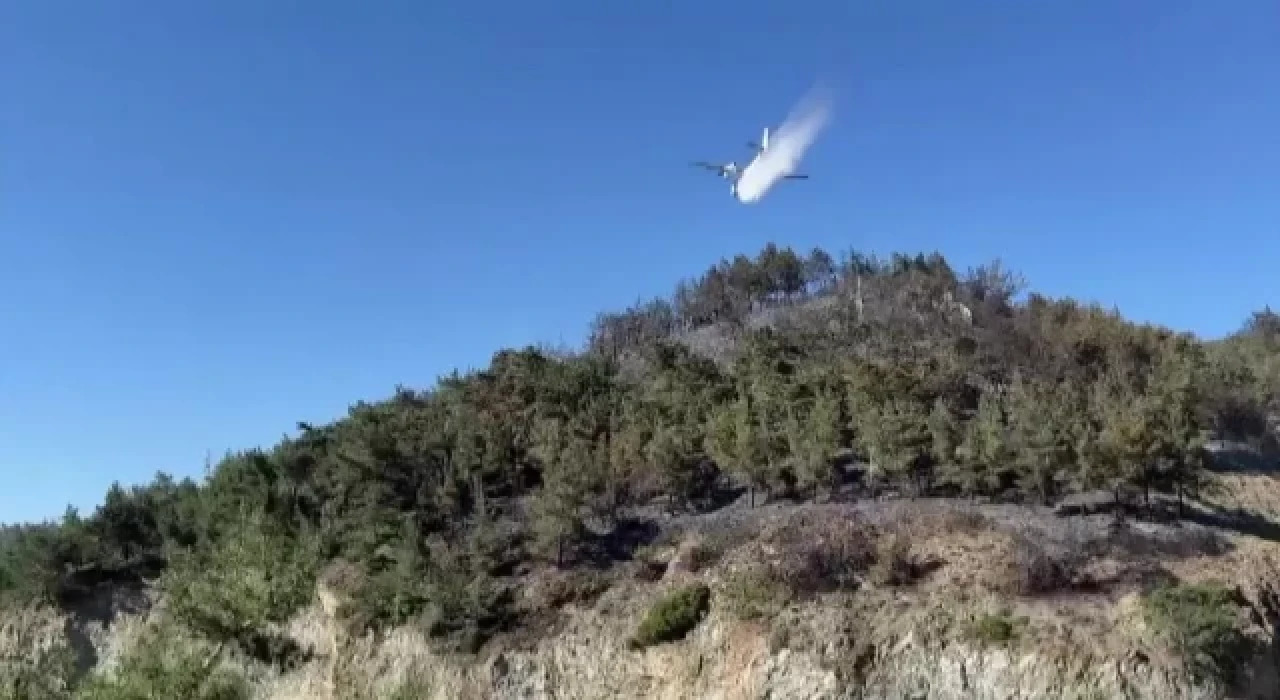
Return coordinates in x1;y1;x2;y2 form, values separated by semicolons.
247;561;1278;700
251;586;1246;700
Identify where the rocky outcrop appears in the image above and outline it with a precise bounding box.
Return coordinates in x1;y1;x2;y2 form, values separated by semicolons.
255;579;1253;700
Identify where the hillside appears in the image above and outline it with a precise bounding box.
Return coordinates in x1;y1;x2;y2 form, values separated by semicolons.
3;243;1280;699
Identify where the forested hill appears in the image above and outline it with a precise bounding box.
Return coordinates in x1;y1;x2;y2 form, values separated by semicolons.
2;242;1278;664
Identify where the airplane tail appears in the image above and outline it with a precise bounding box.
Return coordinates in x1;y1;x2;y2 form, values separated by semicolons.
760;127;770;152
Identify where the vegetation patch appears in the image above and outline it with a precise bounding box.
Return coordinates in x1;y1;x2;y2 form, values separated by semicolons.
868;531;922;586
967;610;1029;647
720;568;792;621
629;583;712;649
527;568;612;610
0;602;76;700
679;525;757;574
1142;582;1253;687
998;529;1081;596
162;516;320;665
766;514;876;595
74;623;251;700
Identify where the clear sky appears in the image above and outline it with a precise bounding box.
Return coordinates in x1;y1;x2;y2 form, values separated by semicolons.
2;2;1277;524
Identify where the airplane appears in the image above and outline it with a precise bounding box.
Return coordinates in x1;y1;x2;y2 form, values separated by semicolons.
691;126;809;201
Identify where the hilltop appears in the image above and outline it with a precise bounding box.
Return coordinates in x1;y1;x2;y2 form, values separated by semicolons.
3;243;1280;699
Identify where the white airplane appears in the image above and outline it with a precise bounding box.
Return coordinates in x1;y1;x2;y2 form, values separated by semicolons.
691;126;809;201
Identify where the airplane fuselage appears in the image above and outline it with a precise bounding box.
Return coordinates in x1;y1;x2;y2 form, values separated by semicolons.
725;127;772;200
728;154;764;201
698;125;803;202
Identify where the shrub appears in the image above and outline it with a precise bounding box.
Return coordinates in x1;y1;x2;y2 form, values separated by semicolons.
530;569;611;609
768;516;875;595
690;523;757;571
998;530;1077;595
720;568;790;621
968;611;1027;647
632;557;668;582
678;539;721;574
630;583;711;649
869;532;918;586
162;515;319;657
940;506;994;533
416;571;516;653
1142;582;1253;687
885;502;992;540
384;673;434;700
73;624;250;700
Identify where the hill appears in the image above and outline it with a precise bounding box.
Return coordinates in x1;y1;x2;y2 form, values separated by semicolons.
3;243;1280;699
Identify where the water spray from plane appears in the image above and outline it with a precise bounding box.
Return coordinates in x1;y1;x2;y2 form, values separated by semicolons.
691;84;833;204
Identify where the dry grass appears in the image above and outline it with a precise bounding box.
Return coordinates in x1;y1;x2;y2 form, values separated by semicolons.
252;604;487;700
761;512;876;595
0;602;67;661
993;527;1082;596
0;602;75;698
875;500;994;541
868;532;918;586
521;568;611;611
1209;473;1280;520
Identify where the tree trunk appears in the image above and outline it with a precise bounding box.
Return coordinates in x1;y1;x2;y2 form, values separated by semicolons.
473;472;487;519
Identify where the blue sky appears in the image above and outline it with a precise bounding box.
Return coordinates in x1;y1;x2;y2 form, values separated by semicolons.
2;2;1277;524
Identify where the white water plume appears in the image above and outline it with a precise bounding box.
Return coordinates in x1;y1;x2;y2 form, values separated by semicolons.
734;85;833;203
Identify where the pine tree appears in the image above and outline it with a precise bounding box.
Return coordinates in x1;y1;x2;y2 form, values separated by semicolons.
1009;379;1072;505
863;398;931;496
927;397;960;470
952;390;1008;498
785;387;842;498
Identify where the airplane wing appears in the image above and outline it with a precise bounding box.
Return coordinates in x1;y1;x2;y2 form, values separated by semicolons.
691;161;726;172
783;174;809;179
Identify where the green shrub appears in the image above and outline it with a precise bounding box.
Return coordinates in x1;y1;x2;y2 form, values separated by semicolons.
968;611;1027;646
73;624;250;700
1142;582;1252;687
383;672;433;700
630;583;711;649
162;515;319;661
